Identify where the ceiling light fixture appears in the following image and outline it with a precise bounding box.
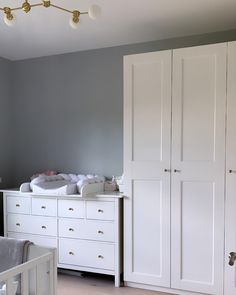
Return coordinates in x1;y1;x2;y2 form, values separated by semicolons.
1;0;102;29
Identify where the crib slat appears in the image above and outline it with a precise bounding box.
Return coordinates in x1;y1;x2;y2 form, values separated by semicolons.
21;270;29;295
35;266;38;295
6;277;14;295
49;256;54;295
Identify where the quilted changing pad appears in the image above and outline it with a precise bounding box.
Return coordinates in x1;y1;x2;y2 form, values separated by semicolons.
20;173;105;196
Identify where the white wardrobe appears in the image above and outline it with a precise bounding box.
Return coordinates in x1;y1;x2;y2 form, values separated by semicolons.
123;41;236;295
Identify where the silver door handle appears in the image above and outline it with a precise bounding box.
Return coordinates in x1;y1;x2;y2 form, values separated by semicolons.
229;170;236;174
164;169;171;172
174;169;181;173
229;252;236;266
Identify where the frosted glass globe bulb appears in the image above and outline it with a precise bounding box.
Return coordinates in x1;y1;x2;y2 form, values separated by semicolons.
88;5;101;20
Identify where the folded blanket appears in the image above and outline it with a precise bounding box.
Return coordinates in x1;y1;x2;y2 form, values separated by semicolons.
0;237;32;294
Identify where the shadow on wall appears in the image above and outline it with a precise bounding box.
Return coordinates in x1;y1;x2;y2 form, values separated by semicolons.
0;193;3;236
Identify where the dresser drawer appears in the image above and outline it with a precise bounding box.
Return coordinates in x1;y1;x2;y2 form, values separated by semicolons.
86;201;115;220
59;219;115;242
32;198;57;216
7;196;31;214
7;232;57;248
59;239;114;270
7;214;57;237
7;214;32;233
58;200;85;218
30;216;57;236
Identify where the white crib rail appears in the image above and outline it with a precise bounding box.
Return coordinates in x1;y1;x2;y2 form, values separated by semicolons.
0;251;57;295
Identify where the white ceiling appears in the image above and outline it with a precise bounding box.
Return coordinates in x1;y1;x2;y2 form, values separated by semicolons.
0;0;236;60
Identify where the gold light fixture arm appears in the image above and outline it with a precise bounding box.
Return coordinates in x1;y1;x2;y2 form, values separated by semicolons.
0;2;88;14
0;1;98;28
29;3;43;9
50;4;73;14
50;4;88;15
8;7;22;11
10;3;43;11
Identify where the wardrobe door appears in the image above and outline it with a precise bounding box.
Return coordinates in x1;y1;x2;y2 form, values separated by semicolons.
124;51;172;287
225;41;236;295
171;43;226;294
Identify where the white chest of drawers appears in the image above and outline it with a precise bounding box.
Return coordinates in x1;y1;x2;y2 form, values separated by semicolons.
1;190;123;287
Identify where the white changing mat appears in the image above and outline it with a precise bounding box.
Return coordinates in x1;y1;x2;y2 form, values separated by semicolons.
20;173;105;196
32;180;77;195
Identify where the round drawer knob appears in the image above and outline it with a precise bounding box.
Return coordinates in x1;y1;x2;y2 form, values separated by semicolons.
98;209;103;213
69;228;74;232
98;230;104;234
41;226;47;229
69;208;74;211
98;255;104;259
41;206;46;209
16;223;20;226
15;204;20;207
69;251;74;256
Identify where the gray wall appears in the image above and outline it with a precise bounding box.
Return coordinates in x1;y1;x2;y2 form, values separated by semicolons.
10;29;236;186
0;57;12;188
0;57;12;235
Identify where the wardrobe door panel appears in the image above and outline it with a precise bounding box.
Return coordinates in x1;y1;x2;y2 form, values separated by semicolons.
180;181;215;283
179;55;215;162
225;41;236;295
171;43;226;295
124;50;171;287
132;180;163;275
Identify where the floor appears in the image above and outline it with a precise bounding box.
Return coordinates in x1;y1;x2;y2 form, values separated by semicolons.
57;273;171;295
